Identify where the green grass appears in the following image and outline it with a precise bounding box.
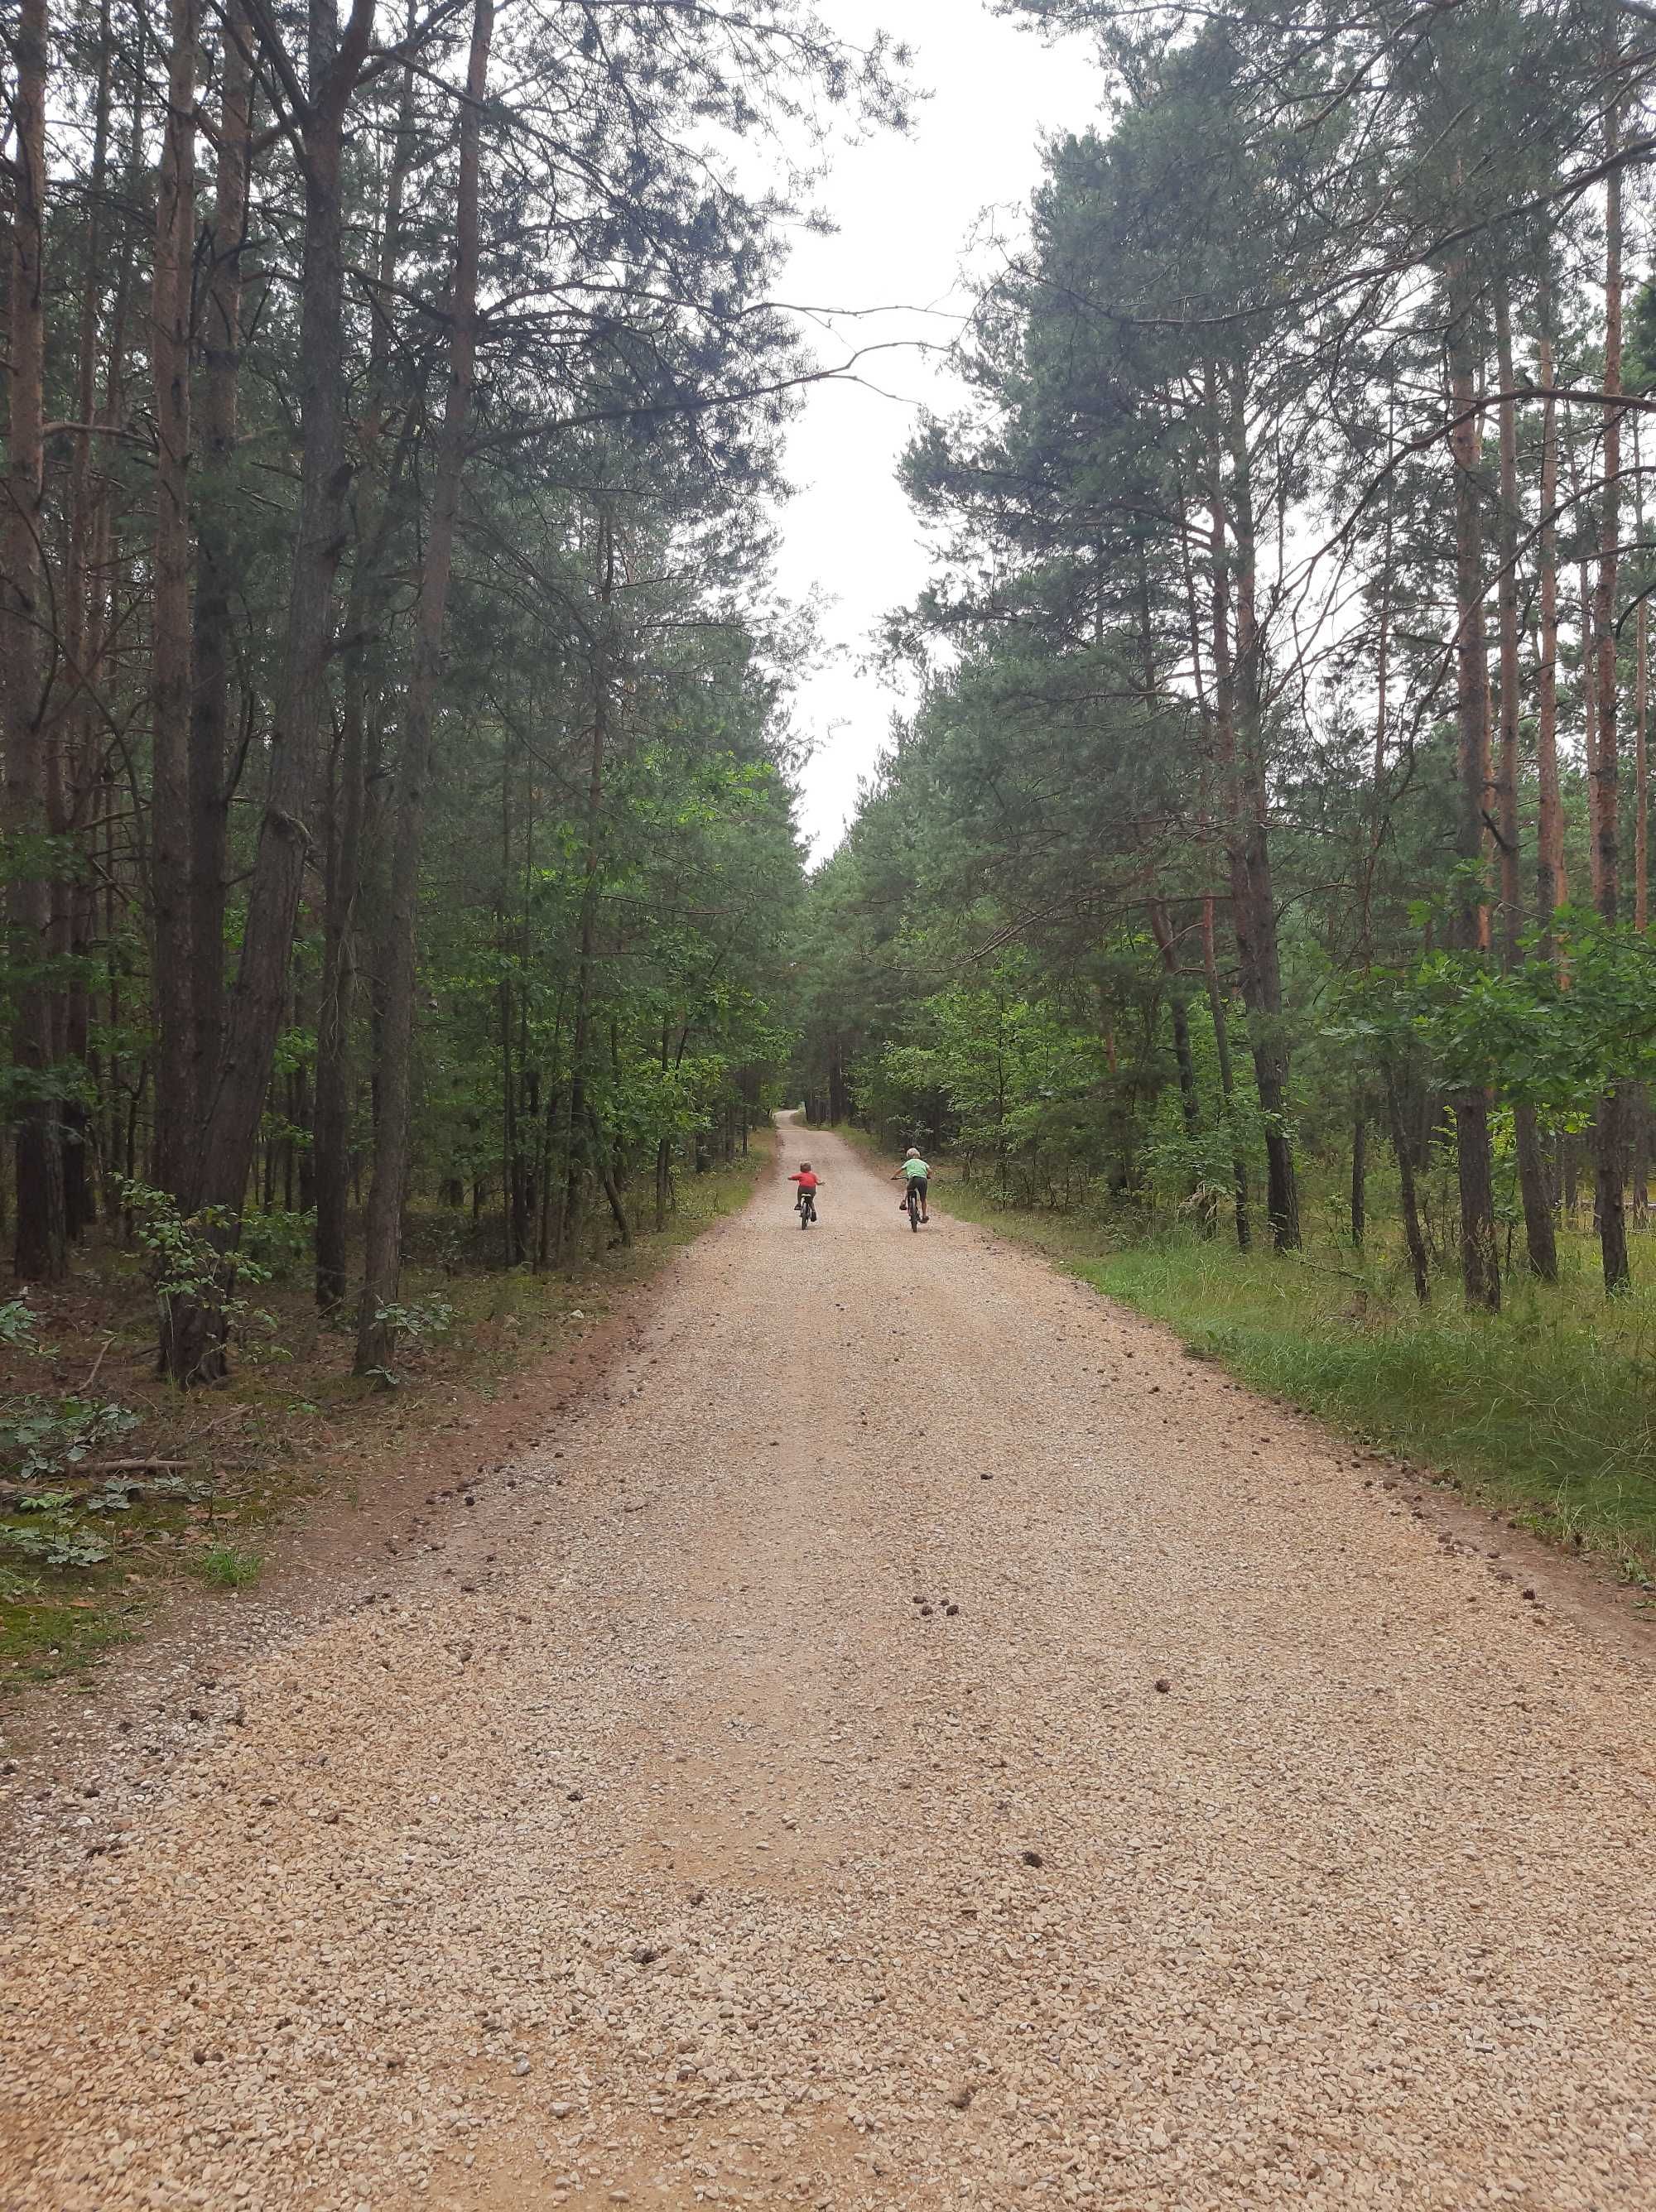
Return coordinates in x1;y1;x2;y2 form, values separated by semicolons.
0;1576;139;1687
197;1543;263;1589
930;1169;1656;1585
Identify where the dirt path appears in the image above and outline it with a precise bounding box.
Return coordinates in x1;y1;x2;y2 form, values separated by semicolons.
3;1117;1654;2212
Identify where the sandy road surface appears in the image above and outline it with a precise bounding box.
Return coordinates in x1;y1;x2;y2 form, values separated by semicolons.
2;1116;1654;2212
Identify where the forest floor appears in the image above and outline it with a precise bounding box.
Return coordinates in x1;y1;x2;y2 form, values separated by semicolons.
3;1114;1654;2210
0;1144;768;1691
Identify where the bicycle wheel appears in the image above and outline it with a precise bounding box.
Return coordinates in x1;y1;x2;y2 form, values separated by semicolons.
907;1186;920;1233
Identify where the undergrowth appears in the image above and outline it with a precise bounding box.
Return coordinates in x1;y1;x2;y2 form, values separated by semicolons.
1;1137;768;1691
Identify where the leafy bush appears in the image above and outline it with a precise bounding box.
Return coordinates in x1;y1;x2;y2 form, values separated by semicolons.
362;1296;456;1385
118;1178;277;1349
0;1397;139;1481
0;1296;40;1352
241;1207;316;1281
3;1511;114;1569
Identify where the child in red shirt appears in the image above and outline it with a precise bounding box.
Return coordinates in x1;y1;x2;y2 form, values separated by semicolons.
787;1163;821;1227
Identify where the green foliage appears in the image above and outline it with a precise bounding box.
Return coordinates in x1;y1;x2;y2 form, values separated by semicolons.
0;1397;140;1482
371;1295;455;1349
199;1545;262;1589
2;1511;114;1570
118;1180;277;1350
242;1209;317;1282
1398;917;1656;1112
362;1295;457;1385
0;1297;41;1351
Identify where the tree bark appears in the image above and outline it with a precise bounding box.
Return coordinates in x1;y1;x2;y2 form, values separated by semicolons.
1495;286;1558;1285
1384;1064;1430;1305
1216;364;1299;1250
1535;311;1567;930
1148;897;1202;1160
187;0;253;1184
59;2;114;1239
171;0;378;1382
147;0;200;1202
2;0;67;1281
1445;258;1500;1309
1201;891;1249;1251
1634;426;1649;1224
314;14;420;1309
561;511;618;1266
1591;111;1630;1295
354;0;493;1377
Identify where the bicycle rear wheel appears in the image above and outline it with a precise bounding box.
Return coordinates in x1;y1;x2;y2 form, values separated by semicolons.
907;1186;920;1233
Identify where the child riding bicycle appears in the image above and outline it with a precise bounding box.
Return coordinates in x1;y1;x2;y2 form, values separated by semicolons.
788;1162;821;1228
892;1147;930;1223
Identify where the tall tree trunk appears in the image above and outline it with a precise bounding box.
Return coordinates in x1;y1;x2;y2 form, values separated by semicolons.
1634;426;1649;1224
187;0;253;1182
172;0;378;1382
314;10;418;1309
1495;286;1558;1283
1201;891;1249;1251
2;0;67;1280
1359;389;1394;964
148;0;200;1201
1220;364;1299;1249
1536;312;1567;929
59;3;114;1239
1148;898;1202;1170
562;511;617;1266
1592;114;1630;1295
1446;259;1500;1309
354;0;493;1378
1384;1063;1430;1304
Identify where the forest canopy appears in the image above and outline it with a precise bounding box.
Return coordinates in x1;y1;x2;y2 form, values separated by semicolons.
1;0;906;1380
794;0;1656;1315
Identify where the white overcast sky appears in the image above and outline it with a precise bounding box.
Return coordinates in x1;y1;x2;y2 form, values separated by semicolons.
768;3;1102;859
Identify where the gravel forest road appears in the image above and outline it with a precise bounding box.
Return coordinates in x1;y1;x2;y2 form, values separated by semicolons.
3;1116;1655;2212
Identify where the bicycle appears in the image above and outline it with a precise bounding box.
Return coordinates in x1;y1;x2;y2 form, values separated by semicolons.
796;1188;817;1229
903;1181;922;1233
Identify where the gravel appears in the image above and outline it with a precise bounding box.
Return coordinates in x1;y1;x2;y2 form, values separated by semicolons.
2;1114;1654;2210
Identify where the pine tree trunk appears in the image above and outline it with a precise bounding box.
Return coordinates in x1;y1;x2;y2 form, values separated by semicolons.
1445;260;1500;1310
1592;114;1631;1296
1496;287;1558;1283
314;24;418;1310
1634;435;1649;1224
1216;364;1299;1250
1384;1064;1430;1304
59;7;113;1240
188;0;252;1184
168;0;378;1382
1148;900;1203;1193
1201;891;1249;1251
560;514;617;1267
1535;312;1567;929
354;0;493;1378
148;0;200;1202
2;0;67;1282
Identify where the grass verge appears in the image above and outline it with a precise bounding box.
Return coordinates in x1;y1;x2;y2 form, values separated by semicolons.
927;1166;1656;1589
1;1136;769;1692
